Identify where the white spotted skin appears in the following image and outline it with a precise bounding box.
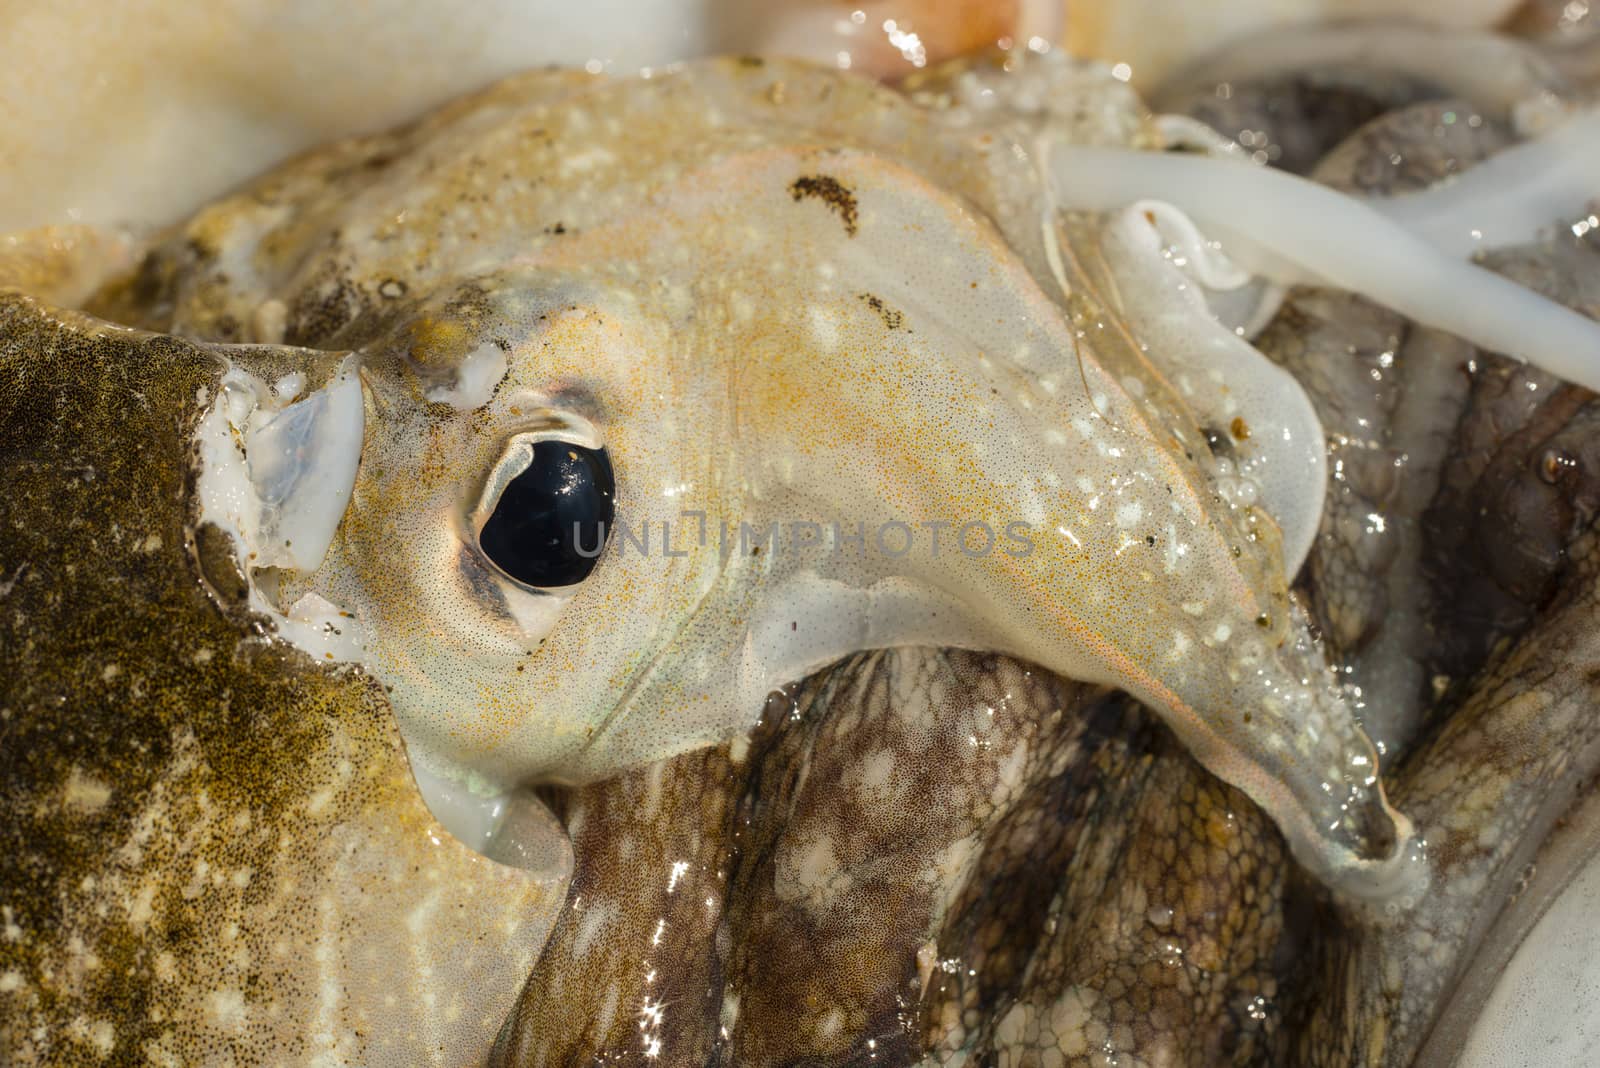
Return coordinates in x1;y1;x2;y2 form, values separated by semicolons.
183;56;1410;898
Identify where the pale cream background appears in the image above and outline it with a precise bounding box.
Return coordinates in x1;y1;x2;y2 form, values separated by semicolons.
0;0;1518;233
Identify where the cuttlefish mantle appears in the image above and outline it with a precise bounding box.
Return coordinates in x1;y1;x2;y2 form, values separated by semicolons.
152;56;1437;900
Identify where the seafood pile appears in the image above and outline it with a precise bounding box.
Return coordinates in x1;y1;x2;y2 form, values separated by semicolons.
3;7;1600;1067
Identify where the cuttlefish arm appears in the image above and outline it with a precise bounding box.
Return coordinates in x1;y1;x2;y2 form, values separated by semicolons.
401;144;1413;900
1043;110;1600;393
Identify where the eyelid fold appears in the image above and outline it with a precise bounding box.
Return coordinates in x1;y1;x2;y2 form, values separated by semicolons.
468;408;605;536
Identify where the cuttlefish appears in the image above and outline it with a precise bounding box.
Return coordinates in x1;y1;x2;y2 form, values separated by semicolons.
5;39;1600;1066
89;53;1413;894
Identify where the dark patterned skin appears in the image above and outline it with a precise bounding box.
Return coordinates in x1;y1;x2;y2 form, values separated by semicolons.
491;650;1289;1067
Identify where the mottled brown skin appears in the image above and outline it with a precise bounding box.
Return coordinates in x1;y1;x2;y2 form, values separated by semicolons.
1249;100;1600;1068
1423;237;1600;685
490;648;1290;1067
927;696;1286;1068
1290;528;1600;1068
1279;233;1600;1068
0;293;563;1066
491;745;739;1065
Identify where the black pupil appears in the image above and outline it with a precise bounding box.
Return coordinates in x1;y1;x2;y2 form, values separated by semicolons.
478;442;615;587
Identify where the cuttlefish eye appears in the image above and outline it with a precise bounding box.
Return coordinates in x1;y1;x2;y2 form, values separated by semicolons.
476;440;616;588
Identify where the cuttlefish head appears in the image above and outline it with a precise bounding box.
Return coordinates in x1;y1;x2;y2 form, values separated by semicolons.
205;144;1416;902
